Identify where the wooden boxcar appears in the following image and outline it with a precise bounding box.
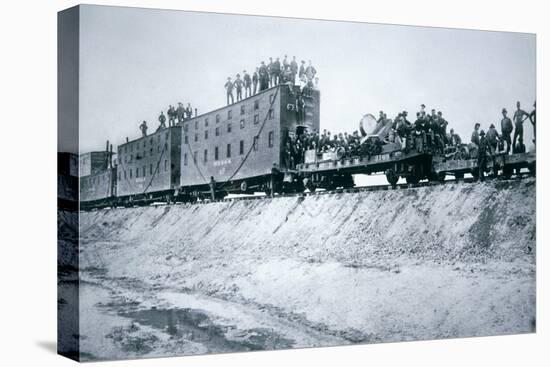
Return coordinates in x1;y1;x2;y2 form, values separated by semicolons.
116;126;182;203
79;167;117;207
179;85;320;196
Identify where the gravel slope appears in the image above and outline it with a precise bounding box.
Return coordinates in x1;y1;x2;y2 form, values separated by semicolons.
77;178;536;359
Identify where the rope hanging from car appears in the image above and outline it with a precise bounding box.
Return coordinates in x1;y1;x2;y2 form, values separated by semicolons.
215;85;280;191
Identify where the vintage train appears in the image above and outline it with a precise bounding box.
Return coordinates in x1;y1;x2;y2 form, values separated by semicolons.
77;84;535;209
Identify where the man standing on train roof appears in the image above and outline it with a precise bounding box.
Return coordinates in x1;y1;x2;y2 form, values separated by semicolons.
299;60;306;80
477;129;490;181
419;103;426;116
158;111;166;130
185;103;193;119
513;101;529;153
267;57;274;87
234;74;244;102
283;55;289;70
259;61;269;91
271;57;281;86
139;120;148;137
305;60;317;87
243;70;252;98
224;77;235;105
471;123;481;146
176;102;185;124
500;108;513;154
529;100;536;143
282;65;293;85
290;56;298;84
252;68;259;95
167;105;176;126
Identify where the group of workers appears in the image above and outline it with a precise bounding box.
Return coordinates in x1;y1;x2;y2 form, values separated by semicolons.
282;101;536;178
138;102;197;137
224;56;319;105
471;100;536;156
472;100;536;180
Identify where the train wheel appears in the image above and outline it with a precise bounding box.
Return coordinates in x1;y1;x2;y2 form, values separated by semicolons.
471;169;479;180
405;166;420;184
405;175;419;184
455;172;464;181
502;166;513;179
385;169;399;186
305;179;317;193
240;180;248;192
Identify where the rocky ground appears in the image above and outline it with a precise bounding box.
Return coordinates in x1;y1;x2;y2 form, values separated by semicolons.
62;178;535;361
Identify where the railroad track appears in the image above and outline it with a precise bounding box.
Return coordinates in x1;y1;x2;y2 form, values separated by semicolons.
81;173;534;211
220;173;534;203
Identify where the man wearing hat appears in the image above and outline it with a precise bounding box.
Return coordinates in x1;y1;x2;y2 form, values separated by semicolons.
224;77;234;105
471;123;481;147
486;123;499;154
512;101;529;153
437;111;449;145
500;108;513;154
167;105;176;126
529;101;536;143
158;111;166;130
234;74;244;102
176;102;185;124
243;70;252;98
259;62;269;91
139;120;148;137
477;129;490;181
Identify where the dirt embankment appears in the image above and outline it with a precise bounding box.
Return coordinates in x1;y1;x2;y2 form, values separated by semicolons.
81;179;535;267
78;178;536;349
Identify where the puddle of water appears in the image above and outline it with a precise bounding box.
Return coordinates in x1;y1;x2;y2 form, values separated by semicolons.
121;308;294;353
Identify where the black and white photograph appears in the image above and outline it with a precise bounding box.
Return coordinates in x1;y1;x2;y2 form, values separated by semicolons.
55;4;539;362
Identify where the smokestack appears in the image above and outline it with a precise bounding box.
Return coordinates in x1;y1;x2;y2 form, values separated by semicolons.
109;144;113;168
195;108;198;117
126;137;129;143
105;140;110;168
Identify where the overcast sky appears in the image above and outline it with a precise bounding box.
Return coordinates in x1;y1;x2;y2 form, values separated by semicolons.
79;5;536;153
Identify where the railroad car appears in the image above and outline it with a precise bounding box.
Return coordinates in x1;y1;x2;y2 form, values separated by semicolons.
433;150;536;181
115;126;181;205
179;85;320;198
79;148;117;209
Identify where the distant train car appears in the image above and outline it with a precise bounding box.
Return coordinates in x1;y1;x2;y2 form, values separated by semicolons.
80;168;117;207
115;126;182;204
79;149;116;209
179;85;320;197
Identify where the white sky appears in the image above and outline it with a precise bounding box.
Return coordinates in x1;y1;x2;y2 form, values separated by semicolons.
79;5;536;153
